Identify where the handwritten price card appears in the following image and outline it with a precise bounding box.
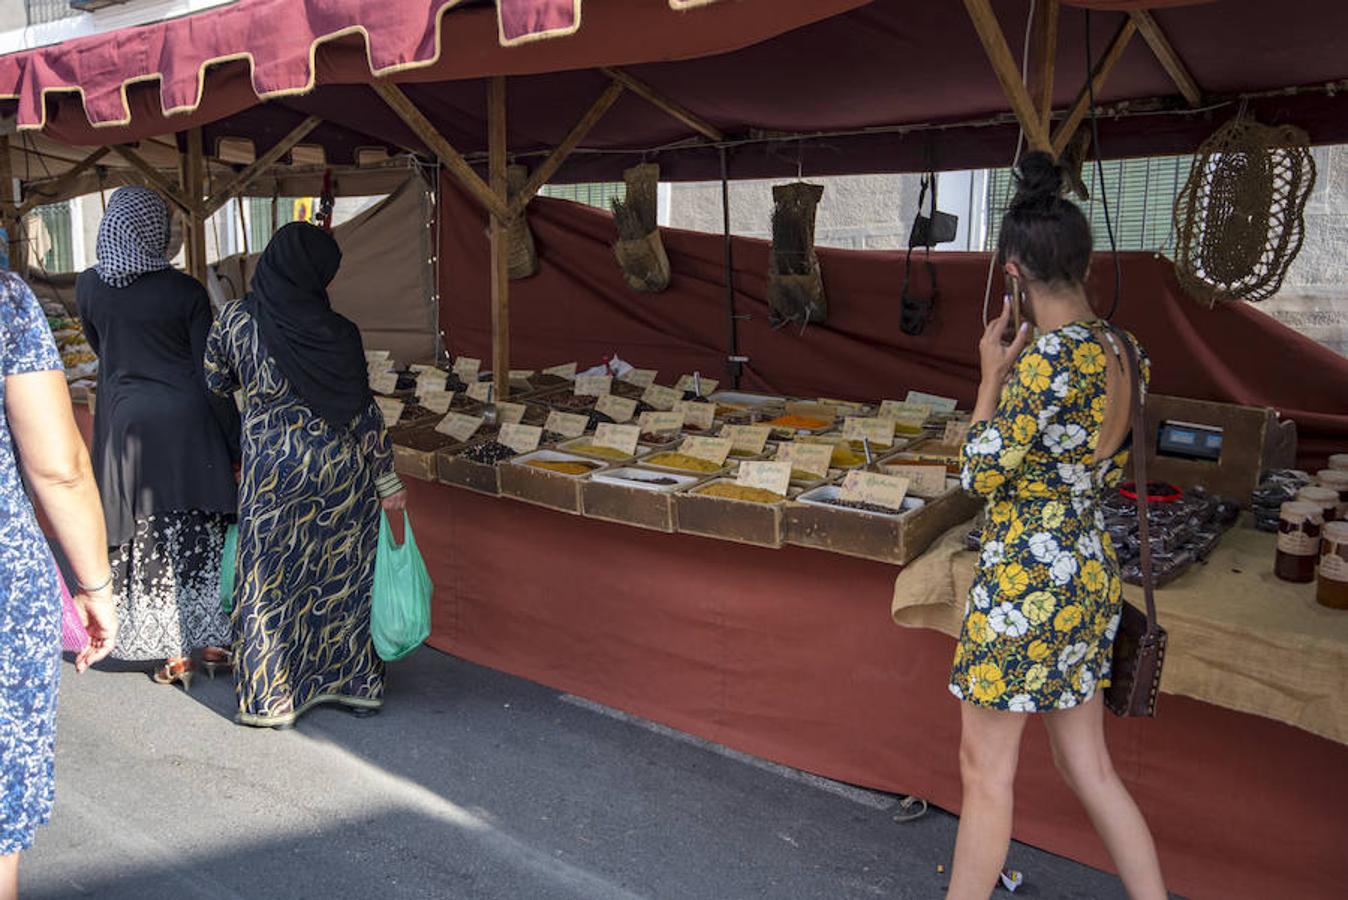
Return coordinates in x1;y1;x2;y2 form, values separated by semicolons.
453;357;482;381
881;463;947;498
679;436;734;467
544;411;588;439
374;397;405;426
642;384;682;411
420;391;454;414
574;374;613;397
499;424;543;455
839;470;910;511
496;401;527;426
736;460;792;497
436;412;484;443
905;390;958;413
674;374;719;396
722;424;771;455
369;371;400;396
596;394;638;423
594;423;641;456
542;362;577;379
843;416;896;449
620;368;657;388
776;442;833;479
677;400;716;431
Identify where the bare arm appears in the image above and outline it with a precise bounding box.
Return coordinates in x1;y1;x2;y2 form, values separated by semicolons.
8;370;116;669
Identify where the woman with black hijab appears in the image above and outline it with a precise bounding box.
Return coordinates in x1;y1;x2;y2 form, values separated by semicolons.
204;222;406;729
77;186;239;689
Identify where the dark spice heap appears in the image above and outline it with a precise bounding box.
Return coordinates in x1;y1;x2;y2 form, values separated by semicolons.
633;401;656;415
1252;469;1314;531
550;393;597;411
681;391;712;402
585;410;616;430
640;431;680;445
395;371;418;391
462;441;517;464
444;373;469;393
815;496;901;515
400;403;438;422
616;473;679;486
531;374;573;391
395;429;457;453
612;382;647;401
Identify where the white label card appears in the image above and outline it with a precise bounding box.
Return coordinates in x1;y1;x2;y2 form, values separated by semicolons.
642;384;683;411
620;368;657;388
436;412;484;443
420;390;454;414
638;411;685;436
679;436;733;467
594;423;641;456
499;423;543;455
574;374;613;397
737;460;792;497
674;374;720;396
496;401;527;426
364;350;391;364
722;424;771;455
370;372;400;396
881;463;948;498
542;362;578;379
596;394;638;423
509;369;535;382
375;397;404;426
905;390;959;413
677;400;716;431
416;370;448;396
776;442;833;479
943;419;973;446
839;470;910;510
843;416;896;449
466;381;495;403
453;357;482;380
544;411;588;439
408;363;437;374
879;400;931;421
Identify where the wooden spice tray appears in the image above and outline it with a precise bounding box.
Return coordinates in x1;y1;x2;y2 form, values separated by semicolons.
784;481;982;565
582;467;705;533
674;478;788;549
499;450;607;514
436;441;507;496
390;427;462;481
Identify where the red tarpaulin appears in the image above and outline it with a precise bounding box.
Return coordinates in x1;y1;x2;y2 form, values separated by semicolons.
6;1;1348;180
438;177;1348;470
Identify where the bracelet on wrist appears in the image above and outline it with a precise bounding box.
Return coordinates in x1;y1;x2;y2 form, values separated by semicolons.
78;571;115;594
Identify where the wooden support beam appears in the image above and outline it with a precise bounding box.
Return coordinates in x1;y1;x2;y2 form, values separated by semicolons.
0;136;20;273
203;115;321;217
181;127;208;283
487;76;510;401
506;81;626;219
1130;9;1201;106
114;143;197;216
1026;0;1060;134
371;80;509;221
601;67;724;142
962;0;1053;152
17;147;111;216
1051;17;1138;157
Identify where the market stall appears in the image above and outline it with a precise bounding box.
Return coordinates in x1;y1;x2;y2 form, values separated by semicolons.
12;2;1348;898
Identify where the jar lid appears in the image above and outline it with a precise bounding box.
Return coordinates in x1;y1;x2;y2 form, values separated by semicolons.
1280;501;1324;516
1298;486;1340;501
1317;469;1348;486
1324;520;1348;539
1329;454;1348;470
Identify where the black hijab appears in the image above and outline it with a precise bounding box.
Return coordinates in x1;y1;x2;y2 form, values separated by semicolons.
244;222;372;427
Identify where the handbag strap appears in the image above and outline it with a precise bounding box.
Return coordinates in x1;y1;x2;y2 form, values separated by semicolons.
1097;323;1159;636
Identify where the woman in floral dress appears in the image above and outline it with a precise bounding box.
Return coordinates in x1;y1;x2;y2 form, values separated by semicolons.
943;153;1166;900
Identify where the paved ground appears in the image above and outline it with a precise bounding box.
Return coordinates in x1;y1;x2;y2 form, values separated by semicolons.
25;648;1139;900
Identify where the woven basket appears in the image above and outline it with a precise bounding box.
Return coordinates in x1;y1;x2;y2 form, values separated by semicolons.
612;163;670;292
1173;117;1316;304
769;182;827;324
506;164;539;280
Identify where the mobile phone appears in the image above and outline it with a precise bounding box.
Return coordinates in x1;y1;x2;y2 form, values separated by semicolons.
1002;272;1025;341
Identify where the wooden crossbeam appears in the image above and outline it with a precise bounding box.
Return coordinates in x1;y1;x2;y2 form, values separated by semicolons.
372;80;509;221
1051;17;1138;157
488;76;510;400
113;143;198;216
1131;10;1201;107
962;0;1053;152
203;115;321;217
17;146;110;216
1027;0;1060;134
182;127;207;283
506;81;626;219
601;67;725;142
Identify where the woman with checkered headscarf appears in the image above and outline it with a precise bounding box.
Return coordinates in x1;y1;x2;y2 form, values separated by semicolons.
76;186;242;689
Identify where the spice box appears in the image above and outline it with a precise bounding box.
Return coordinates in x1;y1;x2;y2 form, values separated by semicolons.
785;481;982;565
674;477;789;548
436;440;513;496
554;437;649;465
500;450;607;514
582;467;704;533
391;427;461;481
638;451;729;477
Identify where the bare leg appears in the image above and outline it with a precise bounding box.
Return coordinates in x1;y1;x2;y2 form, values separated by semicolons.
0;851;18;900
1044;695;1167;900
946;703;1029;900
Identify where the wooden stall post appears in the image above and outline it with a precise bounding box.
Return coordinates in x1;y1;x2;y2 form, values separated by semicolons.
0;136;20;273
488;76;510;401
1027;0;1060;135
180;127;208;283
961;0;1054;153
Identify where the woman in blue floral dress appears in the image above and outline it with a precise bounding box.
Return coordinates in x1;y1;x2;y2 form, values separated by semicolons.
0;272;116;895
943;154;1165;900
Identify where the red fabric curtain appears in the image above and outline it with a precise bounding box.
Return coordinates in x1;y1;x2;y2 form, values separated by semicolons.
438;177;1348;470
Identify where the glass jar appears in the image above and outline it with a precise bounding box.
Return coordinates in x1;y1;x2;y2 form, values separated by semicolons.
1297;486;1340;523
1328;453;1348;472
1276;501;1323;583
1315;469;1348;518
1317;521;1348;610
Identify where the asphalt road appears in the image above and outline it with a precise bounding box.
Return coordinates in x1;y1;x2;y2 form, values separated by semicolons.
24;648;1138;899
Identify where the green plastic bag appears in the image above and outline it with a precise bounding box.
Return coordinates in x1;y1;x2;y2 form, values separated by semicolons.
371;511;433;661
220;522;239;613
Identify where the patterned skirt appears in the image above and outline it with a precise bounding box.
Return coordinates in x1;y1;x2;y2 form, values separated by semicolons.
110;511;232;661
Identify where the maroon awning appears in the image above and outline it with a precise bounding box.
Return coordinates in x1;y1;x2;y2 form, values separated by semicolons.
2;0;1346;179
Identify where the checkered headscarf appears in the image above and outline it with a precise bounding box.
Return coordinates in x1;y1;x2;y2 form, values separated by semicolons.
94;186;172;288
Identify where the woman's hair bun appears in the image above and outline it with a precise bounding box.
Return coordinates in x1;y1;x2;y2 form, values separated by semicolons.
1011;151;1064;207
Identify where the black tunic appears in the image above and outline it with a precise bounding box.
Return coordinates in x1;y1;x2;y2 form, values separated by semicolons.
77;268;240;546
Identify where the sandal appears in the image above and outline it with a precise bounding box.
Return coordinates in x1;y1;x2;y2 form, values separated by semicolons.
152;658;194;693
200;646;234;680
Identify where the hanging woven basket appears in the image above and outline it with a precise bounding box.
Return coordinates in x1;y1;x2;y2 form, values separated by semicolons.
506;164;539;280
612;163;670;292
768;181;827;326
1173;117;1316;304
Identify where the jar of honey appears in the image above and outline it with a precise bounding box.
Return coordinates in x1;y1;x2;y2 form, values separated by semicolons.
1276;501;1323;583
1297;486;1340;523
1317;521;1348;610
1328;453;1348;472
1315;469;1348;518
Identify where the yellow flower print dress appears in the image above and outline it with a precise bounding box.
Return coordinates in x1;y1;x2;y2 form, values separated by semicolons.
950;321;1149;713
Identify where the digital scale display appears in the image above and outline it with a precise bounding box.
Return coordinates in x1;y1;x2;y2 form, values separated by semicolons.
1156;420;1223;461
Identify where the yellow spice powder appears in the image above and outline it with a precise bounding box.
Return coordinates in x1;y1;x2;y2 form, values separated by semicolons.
695;483;784;504
526;460;600;476
566;442;632;460
644;452;723;473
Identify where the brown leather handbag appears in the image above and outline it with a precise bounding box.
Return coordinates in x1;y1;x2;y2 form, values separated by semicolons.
1099;324;1167;718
